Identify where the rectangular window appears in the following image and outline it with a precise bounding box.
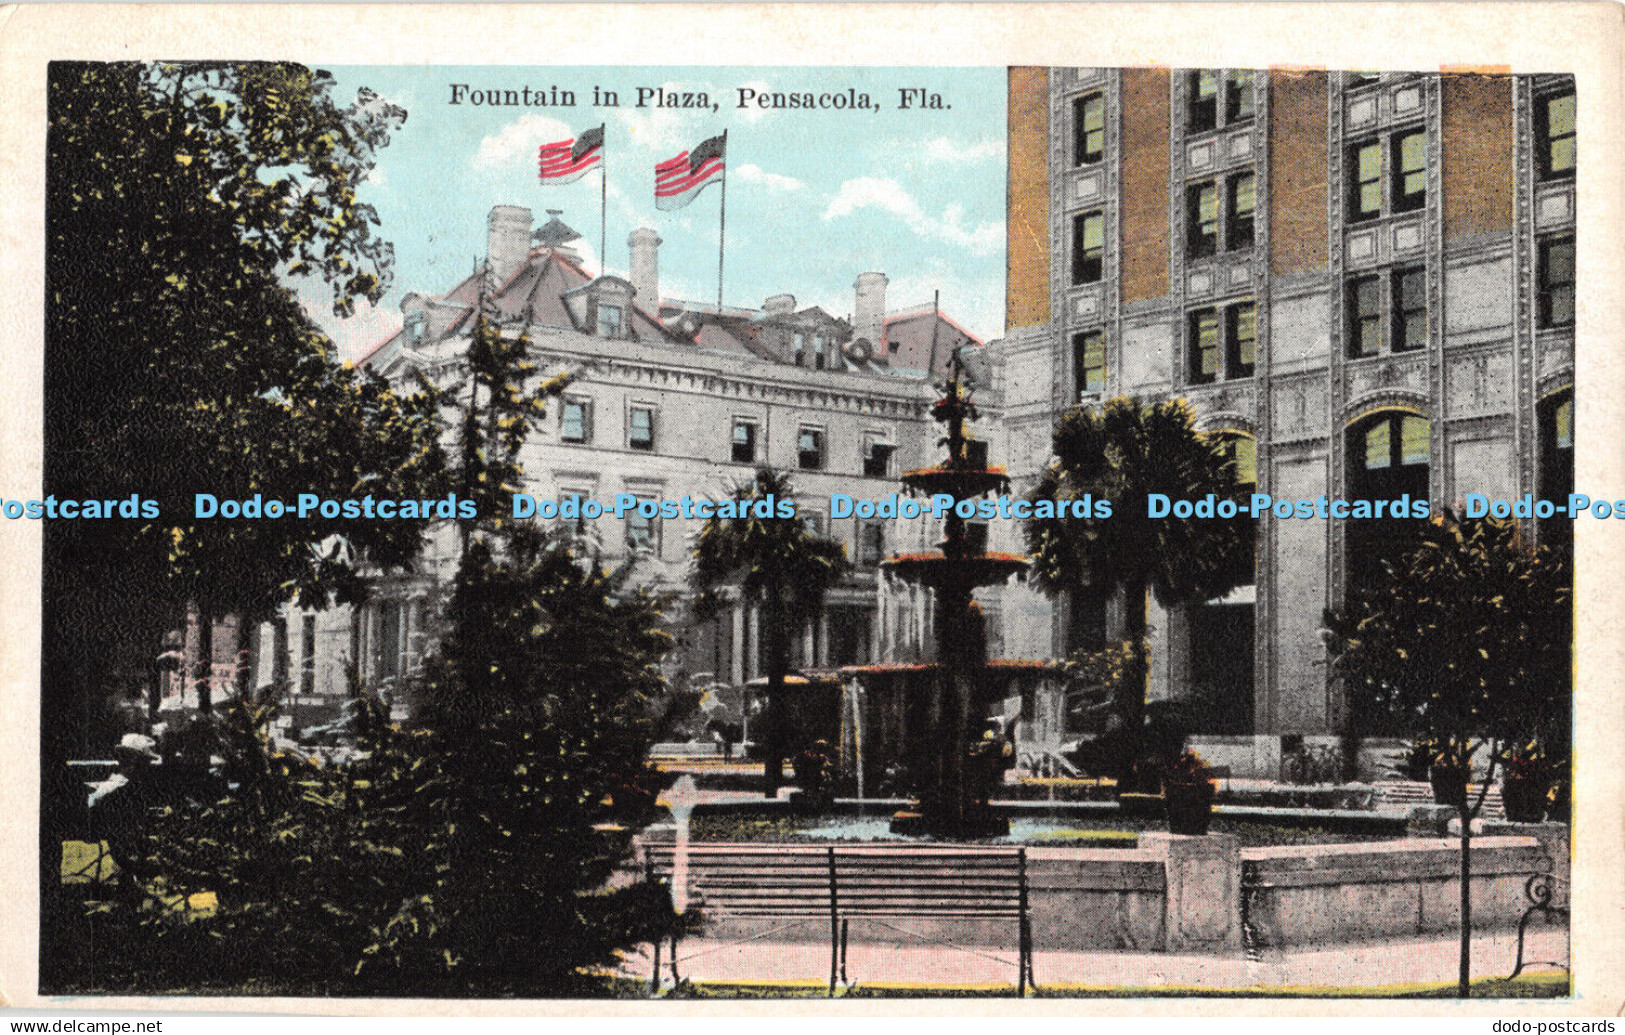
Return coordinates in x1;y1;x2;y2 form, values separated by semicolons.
858;520;886;567
1227;172;1256;251
1188;308;1221;385
1538;91;1576;180
798;426;824;470
1225;71;1255;123
1074;92;1105;165
802;511;825;537
561;399;590;444
814;335;827;370
626;502;660;553
1073;330;1107;394
628;406;655;451
1349;141;1383;221
863;436;894;478
1187;182;1219;259
793;333;807;366
1538;237;1576;328
597;303;623;337
1392;267;1427;351
1188;70;1219;131
1348;276;1383;357
731;419;757;463
1072;211;1104;284
1227;303;1257;378
1393;131;1426;213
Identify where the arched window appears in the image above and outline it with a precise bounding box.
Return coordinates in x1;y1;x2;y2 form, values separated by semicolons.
1345;411;1430;601
1539;390;1574;555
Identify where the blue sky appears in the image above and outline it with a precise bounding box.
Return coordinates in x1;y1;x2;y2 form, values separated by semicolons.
306;65;1008;357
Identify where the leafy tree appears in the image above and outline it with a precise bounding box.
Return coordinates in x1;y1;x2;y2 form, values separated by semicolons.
44;60;441;754
1324;513;1571;997
692;468;850;795
42;59;446;986
1025;396;1248;785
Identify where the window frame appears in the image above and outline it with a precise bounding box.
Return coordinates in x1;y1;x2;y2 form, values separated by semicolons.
628;404;656;452
1536;90;1577;182
1186;171;1256;260
1391;129;1427;214
560;397;592;445
1346;274;1385;358
1537;235;1576;329
1226;171;1256;251
624;497;661;555
597;302;624;338
1186;181;1220;260
1071;210;1105;285
1347;131;1428;223
862;433;894;479
1187;69;1257;133
1073;329;1107;396
1073;91;1105;166
797;425;826;471
731;417;758;464
1187;300;1256;384
1390;266;1427;352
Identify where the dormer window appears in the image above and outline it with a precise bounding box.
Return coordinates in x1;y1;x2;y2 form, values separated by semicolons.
793;333;807;366
405;311;428;343
597;303;623;338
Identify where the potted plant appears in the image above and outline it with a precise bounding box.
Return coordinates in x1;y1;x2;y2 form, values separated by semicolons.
1162;748;1215;836
1500;743;1557;824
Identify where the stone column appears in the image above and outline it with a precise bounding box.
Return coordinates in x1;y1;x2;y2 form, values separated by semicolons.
730;602;746;686
1141;832;1243;953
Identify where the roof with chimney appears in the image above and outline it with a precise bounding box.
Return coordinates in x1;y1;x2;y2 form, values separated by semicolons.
881;305;985;379
360;206;984;384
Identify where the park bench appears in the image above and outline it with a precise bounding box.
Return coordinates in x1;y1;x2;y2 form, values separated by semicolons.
1509;858;1569;979
638;841;1035;994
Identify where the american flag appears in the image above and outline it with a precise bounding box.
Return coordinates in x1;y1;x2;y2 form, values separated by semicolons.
655;133;726;211
537;125;604;185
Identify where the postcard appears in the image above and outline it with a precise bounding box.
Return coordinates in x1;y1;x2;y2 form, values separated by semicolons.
0;2;1621;1017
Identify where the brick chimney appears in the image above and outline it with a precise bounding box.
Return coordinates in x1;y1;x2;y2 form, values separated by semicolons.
628;227;662;313
486;205;533;285
853;271;889;355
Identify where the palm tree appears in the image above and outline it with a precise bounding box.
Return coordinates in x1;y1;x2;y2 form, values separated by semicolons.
692;468;849;796
1025;396;1248;787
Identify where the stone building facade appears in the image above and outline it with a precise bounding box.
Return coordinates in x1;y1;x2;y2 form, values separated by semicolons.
996;68;1576;776
249;205;999;712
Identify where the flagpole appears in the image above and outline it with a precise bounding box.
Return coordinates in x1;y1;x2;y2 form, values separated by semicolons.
598;124;607;277
716;129;728;314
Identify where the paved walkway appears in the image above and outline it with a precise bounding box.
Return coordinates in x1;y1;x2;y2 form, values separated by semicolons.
619;925;1570;993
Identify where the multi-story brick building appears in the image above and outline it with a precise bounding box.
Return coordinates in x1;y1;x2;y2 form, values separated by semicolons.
995;68;1576;776
243;205;997;713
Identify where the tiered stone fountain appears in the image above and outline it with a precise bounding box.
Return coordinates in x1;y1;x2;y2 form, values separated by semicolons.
879;353;1030;838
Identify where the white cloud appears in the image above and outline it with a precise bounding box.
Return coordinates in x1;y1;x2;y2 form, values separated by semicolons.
921;136;1005;164
822;177;1004;256
612;80;724;157
472;113;576;170
733;163;803;192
